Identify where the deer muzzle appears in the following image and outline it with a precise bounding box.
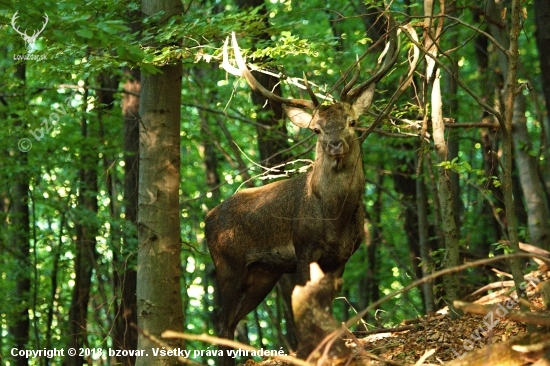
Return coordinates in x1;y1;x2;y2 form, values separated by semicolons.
328;139;345;157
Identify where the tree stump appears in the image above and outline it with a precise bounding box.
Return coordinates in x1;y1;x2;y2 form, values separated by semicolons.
292;263;351;364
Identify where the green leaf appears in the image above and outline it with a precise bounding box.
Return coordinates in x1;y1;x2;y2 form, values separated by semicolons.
76;29;94;39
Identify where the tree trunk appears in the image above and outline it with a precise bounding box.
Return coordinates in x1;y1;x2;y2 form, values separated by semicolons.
445;0;462;230
512;93;550;250
416;161;435;313
362;169;383;321
66;86;99;366
292;265;349;362
113;65;140;366
392;152;422;284
475;12;506;240
424;0;462;318
194;64;222;337
235;0;288;169
498;0;529;307
534;0;550;200
7;62;30;366
534;0;550;147
136;0;184;364
45;215;64;354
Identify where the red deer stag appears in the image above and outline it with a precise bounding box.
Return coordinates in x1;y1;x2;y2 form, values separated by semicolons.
206;31;397;365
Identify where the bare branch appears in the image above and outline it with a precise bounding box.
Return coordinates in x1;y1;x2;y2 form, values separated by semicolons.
344;14;400;103
400;28;504;127
361;23;421;141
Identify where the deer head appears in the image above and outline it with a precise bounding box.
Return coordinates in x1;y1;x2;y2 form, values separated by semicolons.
221;30;397;170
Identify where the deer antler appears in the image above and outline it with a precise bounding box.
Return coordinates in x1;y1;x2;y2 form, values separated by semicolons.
222;32;317;110
341;12;399;104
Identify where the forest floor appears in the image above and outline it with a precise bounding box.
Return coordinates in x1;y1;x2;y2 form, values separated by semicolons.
250;270;550;366
353;300;530;365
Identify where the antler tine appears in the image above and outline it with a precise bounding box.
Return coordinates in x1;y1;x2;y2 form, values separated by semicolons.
343;13;399;103
339;55;361;101
303;72;320;107
11;11;24;36
223;32;316;110
221;36;243;77
39;14;49;33
11;11;18;27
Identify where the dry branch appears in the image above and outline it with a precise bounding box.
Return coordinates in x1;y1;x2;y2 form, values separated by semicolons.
454;300;550;326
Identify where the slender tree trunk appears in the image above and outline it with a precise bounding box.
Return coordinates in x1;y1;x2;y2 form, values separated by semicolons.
534;0;550;227
533;0;550;213
235;0;288;169
355;1;391;318
45;215;64;356
392;153;422;283
534;0;550;146
66;86;99;366
136;0;184;364
356;0;386;51
194;64;222;336
362;169;383;321
0;187;5;357
424;0;461;318
113;66;140;366
9;176;30;366
512;93;550;250
499;0;528;307
7;62;30;366
445;0;462;229
416;161;435;313
473;9;506;245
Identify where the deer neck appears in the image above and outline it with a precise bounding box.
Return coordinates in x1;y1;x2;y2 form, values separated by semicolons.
308;142;364;214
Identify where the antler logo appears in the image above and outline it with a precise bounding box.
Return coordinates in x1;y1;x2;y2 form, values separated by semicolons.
11;11;49;50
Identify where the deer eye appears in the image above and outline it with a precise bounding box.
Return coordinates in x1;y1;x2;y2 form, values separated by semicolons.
313;128;321;134
349;120;356;127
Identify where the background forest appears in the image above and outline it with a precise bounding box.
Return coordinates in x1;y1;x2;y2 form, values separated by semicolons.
1;0;549;365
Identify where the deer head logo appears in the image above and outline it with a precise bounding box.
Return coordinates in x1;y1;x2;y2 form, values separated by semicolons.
11;11;49;50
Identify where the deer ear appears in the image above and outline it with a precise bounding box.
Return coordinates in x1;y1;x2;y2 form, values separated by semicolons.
352;83;376;116
283;105;314;129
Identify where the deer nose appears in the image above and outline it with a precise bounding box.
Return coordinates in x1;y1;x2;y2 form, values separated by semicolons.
328;139;344;155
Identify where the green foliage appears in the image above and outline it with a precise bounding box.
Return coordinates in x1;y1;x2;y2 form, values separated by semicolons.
437;157;501;189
